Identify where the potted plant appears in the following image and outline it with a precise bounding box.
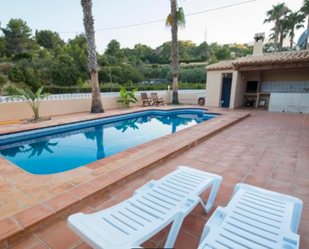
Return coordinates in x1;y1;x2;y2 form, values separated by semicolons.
116;86;138;109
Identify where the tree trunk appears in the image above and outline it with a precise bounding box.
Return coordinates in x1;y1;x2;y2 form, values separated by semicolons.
171;0;179;104
33;107;39;120
90;71;103;113
95;126;105;160
305;16;309;49
172;120;177;133
290;32;294;50
274;21;280;51
81;0;104;113
278;25;284;51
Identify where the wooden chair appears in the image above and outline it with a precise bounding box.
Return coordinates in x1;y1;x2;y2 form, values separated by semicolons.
151;93;165;106
141;93;152;107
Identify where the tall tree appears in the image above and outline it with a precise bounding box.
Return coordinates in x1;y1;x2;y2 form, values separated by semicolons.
67;34;88;77
105;39;125;64
166;0;186;104
35;30;65;49
278;20;289;51
264;3;290;51
301;0;309;49
286;11;305;49
1;19;38;56
0;36;6;57
80;0;104;113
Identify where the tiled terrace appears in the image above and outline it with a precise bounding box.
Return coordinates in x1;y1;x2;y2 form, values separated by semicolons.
1;109;308;248
0;106;249;247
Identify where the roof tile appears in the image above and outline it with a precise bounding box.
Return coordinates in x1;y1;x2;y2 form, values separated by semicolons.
206;50;309;71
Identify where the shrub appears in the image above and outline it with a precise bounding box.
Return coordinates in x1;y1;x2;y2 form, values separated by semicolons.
6;86;50;121
37;49;51;59
43;86;92;94
12;52;33;61
116;86;138;108
0;74;8;87
76;77;84;87
51;64;80;86
57;54;74;65
24;68;42;90
42;83;206;94
8;67;26;82
0;63;13;74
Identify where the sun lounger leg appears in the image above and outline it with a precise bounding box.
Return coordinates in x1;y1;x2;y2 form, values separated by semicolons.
164;212;185;248
204;178;222;213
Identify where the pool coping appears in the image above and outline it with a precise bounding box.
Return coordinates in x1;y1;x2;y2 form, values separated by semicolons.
0;108;218;148
0;107;250;248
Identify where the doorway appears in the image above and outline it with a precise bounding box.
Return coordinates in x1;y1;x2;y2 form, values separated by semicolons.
221;75;232;108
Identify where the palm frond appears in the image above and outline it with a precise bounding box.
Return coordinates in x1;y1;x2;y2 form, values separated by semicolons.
24;88;36;101
301;0;309;14
166;14;172;27
177;7;186;28
131;88;138;94
35;87;44;99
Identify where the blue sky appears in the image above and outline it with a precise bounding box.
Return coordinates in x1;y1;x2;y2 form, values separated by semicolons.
0;0;306;52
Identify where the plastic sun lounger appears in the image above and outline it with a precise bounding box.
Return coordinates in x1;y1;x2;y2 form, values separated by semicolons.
68;166;222;249
198;183;303;249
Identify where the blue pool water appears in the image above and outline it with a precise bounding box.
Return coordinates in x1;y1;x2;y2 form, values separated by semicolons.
0;109;218;175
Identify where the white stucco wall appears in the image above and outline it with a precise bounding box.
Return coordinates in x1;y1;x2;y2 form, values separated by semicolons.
230;71;246;108
206;70;233;107
269;93;309;113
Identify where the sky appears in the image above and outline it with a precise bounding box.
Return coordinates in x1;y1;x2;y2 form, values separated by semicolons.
0;0;306;53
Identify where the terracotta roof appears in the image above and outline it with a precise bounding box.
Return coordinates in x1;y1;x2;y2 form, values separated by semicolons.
206;60;234;71
206;50;309;71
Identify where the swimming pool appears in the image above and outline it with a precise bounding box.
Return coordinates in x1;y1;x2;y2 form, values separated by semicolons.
0;109;218;174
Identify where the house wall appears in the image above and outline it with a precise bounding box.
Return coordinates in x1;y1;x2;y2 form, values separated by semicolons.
263;68;309;81
243;68;309;82
230;71;246;108
205;70;233;107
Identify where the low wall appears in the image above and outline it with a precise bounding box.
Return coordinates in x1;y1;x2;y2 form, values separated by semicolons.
269;93;309;113
0;90;205;122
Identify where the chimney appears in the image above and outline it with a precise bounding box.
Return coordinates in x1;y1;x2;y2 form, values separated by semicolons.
253;32;265;56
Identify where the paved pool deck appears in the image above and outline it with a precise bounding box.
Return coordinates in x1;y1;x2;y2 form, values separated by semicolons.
0;106;250;248
0;107;308;248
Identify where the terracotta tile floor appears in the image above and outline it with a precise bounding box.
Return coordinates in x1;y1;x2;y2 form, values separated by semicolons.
5;111;309;249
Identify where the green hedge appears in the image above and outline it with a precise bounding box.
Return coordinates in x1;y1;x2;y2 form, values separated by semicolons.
43;83;206;94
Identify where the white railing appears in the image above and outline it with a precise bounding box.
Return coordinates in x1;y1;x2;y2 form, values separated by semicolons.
0;89;205;103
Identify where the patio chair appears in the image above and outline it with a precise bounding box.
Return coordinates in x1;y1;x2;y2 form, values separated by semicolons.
151;93;165;106
68;166;222;249
198;183;303;249
141;93;152;107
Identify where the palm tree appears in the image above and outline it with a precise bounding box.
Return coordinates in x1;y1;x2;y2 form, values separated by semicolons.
28;141;58;158
84;127;105;160
286;11;305;49
264;3;290;51
80;0;104;113
301;0;309;49
269;25;287;51
166;0;186;104
278;20;289;51
6;86;50;121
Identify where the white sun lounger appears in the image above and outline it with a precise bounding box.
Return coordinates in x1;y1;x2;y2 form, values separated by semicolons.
198;183;303;249
68;166;222;249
